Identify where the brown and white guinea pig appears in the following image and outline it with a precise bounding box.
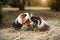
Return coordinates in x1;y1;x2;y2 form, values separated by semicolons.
13;12;31;30
13;13;27;30
31;16;50;31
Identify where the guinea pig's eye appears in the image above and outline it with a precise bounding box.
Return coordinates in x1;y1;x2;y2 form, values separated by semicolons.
24;14;27;17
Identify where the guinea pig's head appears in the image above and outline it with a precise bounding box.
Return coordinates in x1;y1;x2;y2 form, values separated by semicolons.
31;16;38;24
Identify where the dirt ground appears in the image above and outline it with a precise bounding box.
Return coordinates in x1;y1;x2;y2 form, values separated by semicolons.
0;10;60;40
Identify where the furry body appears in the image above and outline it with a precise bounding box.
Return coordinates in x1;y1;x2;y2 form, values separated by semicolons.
31;16;49;31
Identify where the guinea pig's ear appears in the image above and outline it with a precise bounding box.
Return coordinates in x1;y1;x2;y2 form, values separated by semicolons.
19;13;23;16
20;13;25;17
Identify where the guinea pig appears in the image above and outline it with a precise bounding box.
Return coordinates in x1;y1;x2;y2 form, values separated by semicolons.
13;13;27;30
31;16;50;31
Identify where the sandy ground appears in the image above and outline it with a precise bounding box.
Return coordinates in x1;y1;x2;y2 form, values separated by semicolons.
0;20;60;40
0;11;60;40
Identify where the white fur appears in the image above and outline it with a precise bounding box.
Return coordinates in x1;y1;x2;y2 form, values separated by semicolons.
24;13;30;19
24;13;31;22
38;18;47;28
15;15;22;24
